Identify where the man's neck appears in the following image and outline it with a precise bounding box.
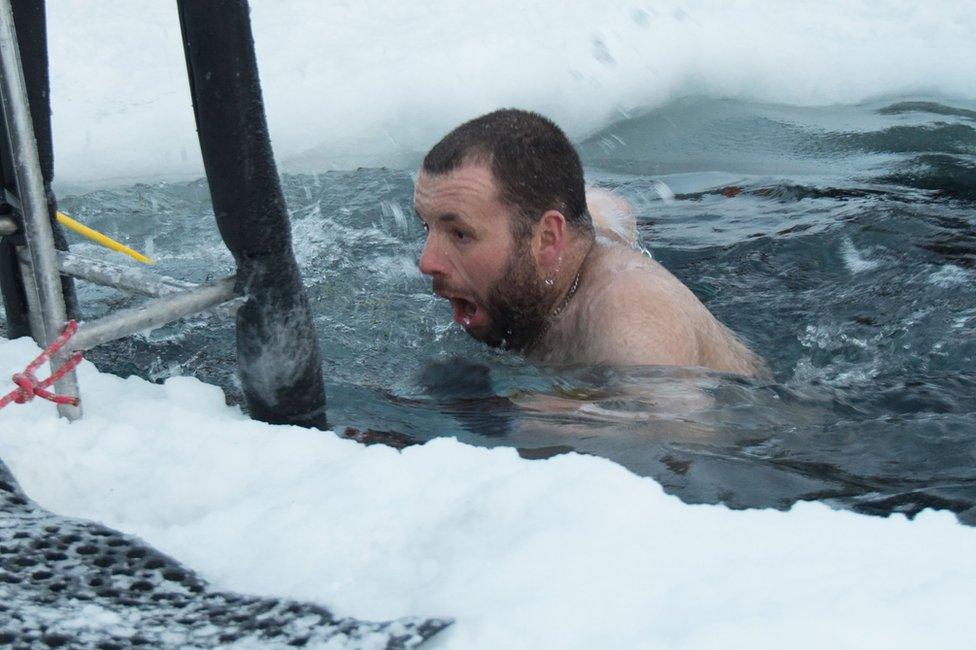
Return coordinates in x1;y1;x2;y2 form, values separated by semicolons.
527;237;595;353
549;244;589;314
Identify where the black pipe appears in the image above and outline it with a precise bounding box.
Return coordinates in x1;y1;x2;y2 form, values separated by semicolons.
0;205;29;337
177;0;328;429
0;0;79;338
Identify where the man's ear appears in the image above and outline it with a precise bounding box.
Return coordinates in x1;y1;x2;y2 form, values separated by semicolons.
534;209;568;269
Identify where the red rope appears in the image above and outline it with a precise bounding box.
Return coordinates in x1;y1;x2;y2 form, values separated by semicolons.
0;321;83;410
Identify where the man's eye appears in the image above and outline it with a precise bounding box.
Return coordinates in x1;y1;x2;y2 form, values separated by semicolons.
453;229;467;240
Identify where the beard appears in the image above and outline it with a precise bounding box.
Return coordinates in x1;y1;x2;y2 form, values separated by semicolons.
480;243;551;351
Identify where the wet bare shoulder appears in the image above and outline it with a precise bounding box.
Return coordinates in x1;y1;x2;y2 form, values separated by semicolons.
581;247;705;367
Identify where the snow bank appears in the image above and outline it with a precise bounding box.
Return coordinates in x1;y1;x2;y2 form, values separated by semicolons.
47;0;976;184
0;336;973;649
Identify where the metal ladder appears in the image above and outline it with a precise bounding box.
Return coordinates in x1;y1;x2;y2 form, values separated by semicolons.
0;0;325;426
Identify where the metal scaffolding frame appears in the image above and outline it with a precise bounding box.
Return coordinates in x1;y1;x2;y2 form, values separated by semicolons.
0;0;314;423
0;0;80;418
1;0;329;427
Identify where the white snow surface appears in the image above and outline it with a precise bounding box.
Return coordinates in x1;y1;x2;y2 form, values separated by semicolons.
47;0;976;184
0;336;974;649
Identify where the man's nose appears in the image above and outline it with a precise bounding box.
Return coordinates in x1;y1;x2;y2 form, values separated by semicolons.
419;237;447;277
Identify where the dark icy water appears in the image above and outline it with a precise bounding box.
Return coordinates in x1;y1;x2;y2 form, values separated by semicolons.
24;97;976;523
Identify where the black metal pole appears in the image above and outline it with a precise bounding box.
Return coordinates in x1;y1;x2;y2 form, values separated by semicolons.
0;0;78;338
0;204;29;336
177;0;328;429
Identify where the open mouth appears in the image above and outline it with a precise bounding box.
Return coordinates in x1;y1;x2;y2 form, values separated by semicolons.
448;296;482;329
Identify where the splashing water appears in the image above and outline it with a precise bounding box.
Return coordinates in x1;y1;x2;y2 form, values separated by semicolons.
33;97;973;524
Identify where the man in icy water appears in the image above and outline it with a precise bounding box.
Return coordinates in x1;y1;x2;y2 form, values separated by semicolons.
414;109;761;376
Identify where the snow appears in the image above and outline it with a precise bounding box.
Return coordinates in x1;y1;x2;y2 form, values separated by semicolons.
0;335;973;649
46;0;976;185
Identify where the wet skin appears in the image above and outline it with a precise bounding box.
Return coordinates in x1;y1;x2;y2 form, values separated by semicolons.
414;161;762;376
414;163;519;342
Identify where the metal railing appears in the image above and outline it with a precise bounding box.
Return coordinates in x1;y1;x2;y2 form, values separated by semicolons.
0;0;80;418
0;0;241;420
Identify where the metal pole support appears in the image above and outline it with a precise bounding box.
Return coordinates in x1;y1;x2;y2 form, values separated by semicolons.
0;0;80;419
178;0;328;429
69;277;238;352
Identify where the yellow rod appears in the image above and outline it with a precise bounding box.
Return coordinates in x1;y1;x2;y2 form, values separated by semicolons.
55;211;154;265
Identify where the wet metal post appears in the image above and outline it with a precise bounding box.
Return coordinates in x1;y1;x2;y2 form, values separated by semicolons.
0;0;80;340
178;0;329;429
0;0;80;418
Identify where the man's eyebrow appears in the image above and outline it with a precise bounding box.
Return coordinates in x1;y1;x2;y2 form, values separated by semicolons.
415;210;460;224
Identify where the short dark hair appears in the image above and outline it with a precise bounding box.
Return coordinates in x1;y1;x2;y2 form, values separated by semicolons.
422;109;593;239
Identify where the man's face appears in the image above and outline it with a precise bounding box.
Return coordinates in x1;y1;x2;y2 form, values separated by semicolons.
414;162;549;350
